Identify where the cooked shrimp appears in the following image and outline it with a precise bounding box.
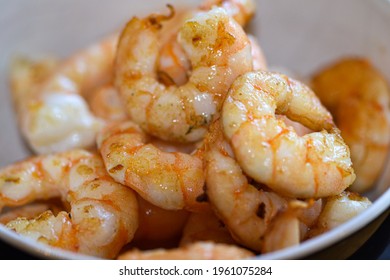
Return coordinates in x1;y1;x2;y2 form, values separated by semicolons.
204;118;288;251
9;35;118;154
179;211;236;246
157;0;258;86
311;58;390;193
261;209;300;253
118;241;254;260
97;121;208;212
0;201;62;224
88;84;128;122
158;33;267;86
115;6;253;142
1;150;138;258
132;196;189;249
261;199;322;253
222;71;356;198
309;191;371;237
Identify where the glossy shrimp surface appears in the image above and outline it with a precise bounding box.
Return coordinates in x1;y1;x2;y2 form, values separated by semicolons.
157;0;259;86
204;118;288;251
311;191;371;235
0;150;138;258
311;58;390;193
115;6;252;142
222;71;356;198
97;121;208;212
9;36;117;154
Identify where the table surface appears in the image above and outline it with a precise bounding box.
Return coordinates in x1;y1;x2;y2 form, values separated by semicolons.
0;214;389;260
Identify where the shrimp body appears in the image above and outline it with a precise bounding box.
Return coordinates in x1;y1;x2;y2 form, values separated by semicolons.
157;0;258;86
222;71;355;198
1;150;138;258
118;241;254;260
204;118;287;251
98;121;207;212
311;58;390;192
9;36;117;154
115;7;252;142
309;191;371;237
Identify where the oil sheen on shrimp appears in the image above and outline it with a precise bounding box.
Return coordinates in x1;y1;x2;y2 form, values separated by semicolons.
1;150;138;258
117;241;254;260
204;118;288;251
222;71;356;198
115;6;252;143
311;58;390;193
9;35;118;154
157;0;259;86
97;121;208;212
309;191;371;237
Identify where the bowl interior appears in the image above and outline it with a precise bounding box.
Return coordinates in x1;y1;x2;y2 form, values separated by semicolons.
0;0;389;259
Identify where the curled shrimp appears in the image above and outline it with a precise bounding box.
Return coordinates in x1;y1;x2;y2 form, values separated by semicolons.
158;32;267;86
222;71;356;198
117;241;254;260
9;35;117;154
311;58;390;193
0;150;138;258
157;0;260;86
115;6;253;142
204;118;288;251
97;121;208;212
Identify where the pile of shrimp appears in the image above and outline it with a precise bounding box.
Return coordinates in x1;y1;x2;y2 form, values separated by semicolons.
1;0;389;259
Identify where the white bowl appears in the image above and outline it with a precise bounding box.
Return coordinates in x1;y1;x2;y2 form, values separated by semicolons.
0;0;389;259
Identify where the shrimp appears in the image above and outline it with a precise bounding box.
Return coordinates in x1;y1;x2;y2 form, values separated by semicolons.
158;32;267;86
97;121;208;212
115;6;253;142
88;84;128;122
9;35;118;154
132;196;190;249
310;58;390;193
117;241;254;260
309;191;372;237
157;0;259;86
204;118;288;251
179;211;236;246
0;150;138;258
0;200;62;224
261;199;322;253
222;71;356;198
